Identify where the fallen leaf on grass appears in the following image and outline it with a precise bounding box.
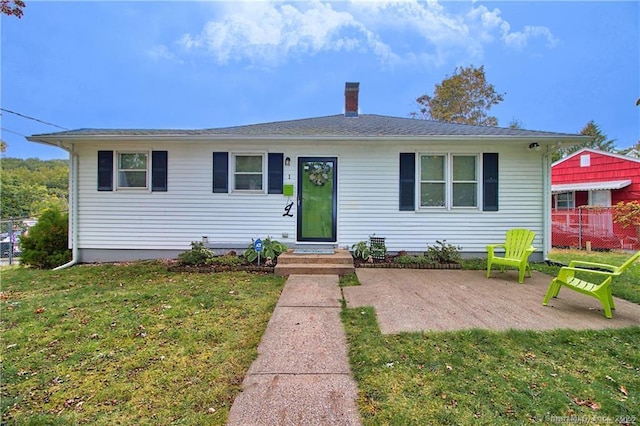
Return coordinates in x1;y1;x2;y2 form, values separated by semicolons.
619;385;628;396
573;397;600;410
35;307;45;314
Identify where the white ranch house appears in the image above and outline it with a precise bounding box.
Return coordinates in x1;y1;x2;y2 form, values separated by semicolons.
28;83;586;264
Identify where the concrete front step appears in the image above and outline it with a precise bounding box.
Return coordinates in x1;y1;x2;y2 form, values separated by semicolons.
275;249;355;276
277;249;354;265
275;263;355;276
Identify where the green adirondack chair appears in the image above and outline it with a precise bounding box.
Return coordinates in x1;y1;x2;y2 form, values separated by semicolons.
543;251;640;318
486;229;536;283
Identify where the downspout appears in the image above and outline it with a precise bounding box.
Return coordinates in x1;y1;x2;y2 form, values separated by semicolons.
53;145;79;270
542;142;562;260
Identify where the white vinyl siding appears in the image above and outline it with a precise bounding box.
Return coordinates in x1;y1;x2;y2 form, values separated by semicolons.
74;140;544;258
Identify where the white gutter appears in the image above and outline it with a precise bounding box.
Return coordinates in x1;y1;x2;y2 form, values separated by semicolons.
53;143;79;270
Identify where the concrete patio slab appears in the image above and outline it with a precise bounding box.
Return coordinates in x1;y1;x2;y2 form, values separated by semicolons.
228;374;360;426
344;269;640;334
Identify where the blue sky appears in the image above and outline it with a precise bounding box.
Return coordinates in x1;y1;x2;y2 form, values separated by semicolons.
1;1;638;160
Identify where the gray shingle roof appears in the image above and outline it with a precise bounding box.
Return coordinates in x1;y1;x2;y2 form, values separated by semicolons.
30;114;582;139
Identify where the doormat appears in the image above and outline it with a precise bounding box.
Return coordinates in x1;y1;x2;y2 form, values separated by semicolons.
293;249;335;255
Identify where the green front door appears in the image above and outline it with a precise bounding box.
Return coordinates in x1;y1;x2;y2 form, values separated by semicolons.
297;157;337;242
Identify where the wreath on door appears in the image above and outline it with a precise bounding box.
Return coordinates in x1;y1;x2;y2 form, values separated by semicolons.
307;162;331;186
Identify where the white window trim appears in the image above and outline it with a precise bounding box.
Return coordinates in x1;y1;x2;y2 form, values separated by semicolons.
116;151;150;191
450;154;480;210
419;153;447;209
554;191;575;209
231;152;267;194
418;153;480;210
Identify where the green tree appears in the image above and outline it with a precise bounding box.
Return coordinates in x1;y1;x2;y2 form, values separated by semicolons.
551;120;617;162
413;65;505;126
508;118;525;129
579;120;616;152
19;207;71;269
1;0;25;18
0;158;69;219
617;140;640;158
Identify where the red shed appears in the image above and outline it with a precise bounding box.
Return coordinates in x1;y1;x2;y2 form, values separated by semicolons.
552;148;640;208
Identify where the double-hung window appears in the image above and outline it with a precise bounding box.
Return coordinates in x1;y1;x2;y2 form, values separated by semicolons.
419;154;479;209
420;155;446;207
452;155;478;207
118;152;148;189
233;154;264;192
555;192;574;209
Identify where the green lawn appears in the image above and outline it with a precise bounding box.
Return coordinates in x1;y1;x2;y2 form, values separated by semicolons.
343;249;640;424
541;249;640;304
1;262;285;425
3;250;639;425
342;310;639;425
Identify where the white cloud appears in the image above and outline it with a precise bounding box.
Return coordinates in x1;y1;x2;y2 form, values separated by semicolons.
467;5;558;50
177;1;396;65
503;26;559;50
171;1;557;67
147;44;176;61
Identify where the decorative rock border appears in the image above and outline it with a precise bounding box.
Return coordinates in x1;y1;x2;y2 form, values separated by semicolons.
356;262;461;269
167;265;275;273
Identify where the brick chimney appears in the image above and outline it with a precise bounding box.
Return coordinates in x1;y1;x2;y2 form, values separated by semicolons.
344;82;359;117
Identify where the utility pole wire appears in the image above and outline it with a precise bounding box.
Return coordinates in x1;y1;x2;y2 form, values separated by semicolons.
1;127;27;137
0;108;69;130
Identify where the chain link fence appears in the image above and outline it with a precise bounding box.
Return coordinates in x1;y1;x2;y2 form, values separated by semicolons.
1;216;38;264
552;207;639;251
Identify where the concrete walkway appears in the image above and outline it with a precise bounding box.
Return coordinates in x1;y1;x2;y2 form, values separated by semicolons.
227;275;361;426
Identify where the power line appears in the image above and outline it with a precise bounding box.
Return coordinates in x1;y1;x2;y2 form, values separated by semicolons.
1;127;27;137
0;108;69;130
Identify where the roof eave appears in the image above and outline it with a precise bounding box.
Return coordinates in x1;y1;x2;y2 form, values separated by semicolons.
28;134;590;144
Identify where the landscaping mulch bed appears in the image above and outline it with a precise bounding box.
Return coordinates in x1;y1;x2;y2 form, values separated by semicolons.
166;259;275;273
168;265;275;273
167;255;462;273
353;255;462;270
356;262;461;269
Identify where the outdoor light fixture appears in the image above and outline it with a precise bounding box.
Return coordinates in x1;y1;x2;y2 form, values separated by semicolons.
285;157;291;166
528;142;541;151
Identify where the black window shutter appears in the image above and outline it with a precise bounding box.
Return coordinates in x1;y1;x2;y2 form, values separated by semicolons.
97;150;113;191
483;153;499;211
399;153;416;211
268;153;284;194
212;152;229;193
151;151;168;192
